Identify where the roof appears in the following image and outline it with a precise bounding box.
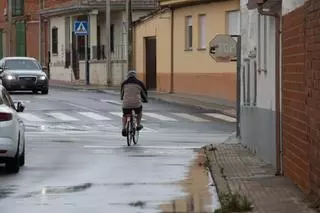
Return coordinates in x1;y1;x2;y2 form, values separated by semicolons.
133;8;171;26
40;0;159;17
133;0;217;27
1;57;38;61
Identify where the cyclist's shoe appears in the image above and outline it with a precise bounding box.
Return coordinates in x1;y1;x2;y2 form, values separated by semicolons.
137;124;143;131
122;128;127;137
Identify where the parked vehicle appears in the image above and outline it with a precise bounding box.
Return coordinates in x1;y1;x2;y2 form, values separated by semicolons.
0;85;26;173
0;57;49;94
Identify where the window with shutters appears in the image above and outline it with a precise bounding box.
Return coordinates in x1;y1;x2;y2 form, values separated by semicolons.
198;14;206;50
12;0;24;16
51;27;58;55
185;16;193;50
226;10;240;35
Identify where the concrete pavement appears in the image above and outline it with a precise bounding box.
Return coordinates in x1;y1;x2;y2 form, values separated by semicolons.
0;87;235;212
49;80;236;118
205;140;318;213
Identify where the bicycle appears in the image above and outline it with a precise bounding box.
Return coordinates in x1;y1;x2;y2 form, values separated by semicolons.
125;109;139;146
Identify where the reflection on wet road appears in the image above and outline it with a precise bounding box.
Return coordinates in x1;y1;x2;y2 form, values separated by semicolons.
0;88;235;212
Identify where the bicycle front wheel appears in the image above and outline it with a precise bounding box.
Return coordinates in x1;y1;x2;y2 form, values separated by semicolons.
126;121;132;146
133;127;139;144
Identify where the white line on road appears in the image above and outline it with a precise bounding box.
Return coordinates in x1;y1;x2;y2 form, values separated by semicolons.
100;99;122;105
19;113;45;122
109;112;145;121
46;112;79;121
83;145;201;150
143;112;177;121
204;113;236;122
78;112;112;120
65;102;100;113
109;112;123;117
171;113;209;122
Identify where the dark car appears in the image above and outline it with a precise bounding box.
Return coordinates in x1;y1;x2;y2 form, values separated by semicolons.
0;57;48;94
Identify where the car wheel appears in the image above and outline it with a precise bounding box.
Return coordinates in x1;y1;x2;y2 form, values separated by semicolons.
5;149;20;174
41;88;48;94
19;142;25;167
32;89;38;94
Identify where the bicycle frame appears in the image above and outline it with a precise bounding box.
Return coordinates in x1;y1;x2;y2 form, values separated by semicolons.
125;109;139;146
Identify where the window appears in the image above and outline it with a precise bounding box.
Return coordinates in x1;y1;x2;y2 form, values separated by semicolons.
258;14;268;71
12;0;24;16
51;27;58;54
185;16;192;50
227;10;240;35
198;14;206;49
5;59;41;70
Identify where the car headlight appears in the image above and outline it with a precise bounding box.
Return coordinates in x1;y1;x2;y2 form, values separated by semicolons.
6;75;15;80
39;75;47;80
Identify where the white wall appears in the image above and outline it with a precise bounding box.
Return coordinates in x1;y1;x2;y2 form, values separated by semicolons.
49;16;74;81
50;16;66;64
282;0;306;15
240;0;276;111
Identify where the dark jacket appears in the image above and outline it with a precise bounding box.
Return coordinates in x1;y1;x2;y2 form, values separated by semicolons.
120;76;148;108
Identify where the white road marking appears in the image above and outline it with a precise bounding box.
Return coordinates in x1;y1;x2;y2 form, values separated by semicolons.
46;112;79;121
19;113;45;122
14;100;31;103
65;103;100;113
101;99;122;105
78;112;112;120
110;112;145;121
109;112;123;117
83;145;200;150
171;113;209;122
144;112;177;121
204;113;236;122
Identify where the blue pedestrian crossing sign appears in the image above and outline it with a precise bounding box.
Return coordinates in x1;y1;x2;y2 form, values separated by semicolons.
74;21;88;36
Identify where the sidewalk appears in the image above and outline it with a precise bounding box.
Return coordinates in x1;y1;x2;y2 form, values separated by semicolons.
49;80;236;118
204;137;319;213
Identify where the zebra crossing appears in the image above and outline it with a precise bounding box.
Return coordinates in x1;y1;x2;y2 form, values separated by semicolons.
18;110;236;124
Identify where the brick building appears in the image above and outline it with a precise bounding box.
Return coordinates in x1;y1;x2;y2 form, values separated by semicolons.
241;0;320;199
282;0;320;197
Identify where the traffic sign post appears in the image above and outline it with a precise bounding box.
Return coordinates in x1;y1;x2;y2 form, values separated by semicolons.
209;34;237;62
209;34;241;138
74;21;90;85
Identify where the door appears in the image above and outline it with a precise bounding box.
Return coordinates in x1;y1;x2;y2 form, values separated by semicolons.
15;22;26;56
145;37;157;90
0;30;3;59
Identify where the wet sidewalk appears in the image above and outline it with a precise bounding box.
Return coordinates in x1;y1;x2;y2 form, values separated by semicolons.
204;138;318;213
49;80;236;118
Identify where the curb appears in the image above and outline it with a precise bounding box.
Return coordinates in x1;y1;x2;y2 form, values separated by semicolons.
149;95;236;118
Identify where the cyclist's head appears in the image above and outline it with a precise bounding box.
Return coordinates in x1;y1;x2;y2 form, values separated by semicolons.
127;69;137;78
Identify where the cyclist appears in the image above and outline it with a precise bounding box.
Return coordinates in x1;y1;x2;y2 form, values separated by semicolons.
120;69;148;137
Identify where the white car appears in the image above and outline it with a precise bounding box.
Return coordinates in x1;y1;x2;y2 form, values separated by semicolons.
0;85;26;173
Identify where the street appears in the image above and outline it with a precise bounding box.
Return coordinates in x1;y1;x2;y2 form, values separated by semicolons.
0;88;235;213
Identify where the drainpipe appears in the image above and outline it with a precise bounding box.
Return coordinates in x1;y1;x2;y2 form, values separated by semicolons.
257;6;282;175
170;8;174;94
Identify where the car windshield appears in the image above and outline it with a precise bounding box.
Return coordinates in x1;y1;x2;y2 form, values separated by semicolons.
5;59;41;70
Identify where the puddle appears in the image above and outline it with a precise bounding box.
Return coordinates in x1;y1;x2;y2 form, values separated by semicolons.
159;148;214;212
0;186;17;199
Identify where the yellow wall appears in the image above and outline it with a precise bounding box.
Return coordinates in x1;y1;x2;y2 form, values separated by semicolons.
134;0;240;102
134;10;172;92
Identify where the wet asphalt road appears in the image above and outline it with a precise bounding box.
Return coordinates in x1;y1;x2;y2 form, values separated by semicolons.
0;88;235;213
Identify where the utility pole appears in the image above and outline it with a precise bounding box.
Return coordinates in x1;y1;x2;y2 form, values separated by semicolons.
126;0;133;70
8;0;12;56
105;0;112;86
